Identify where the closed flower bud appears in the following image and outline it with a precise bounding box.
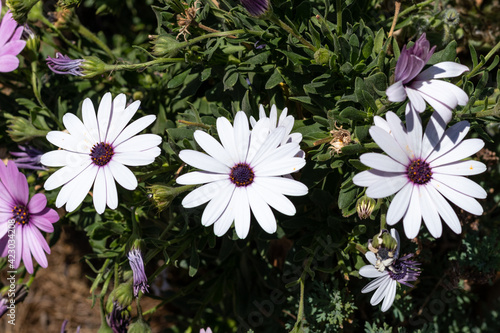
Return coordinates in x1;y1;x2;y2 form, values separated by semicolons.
4;114;49;142
147;184;195;212
107;281;134;312
150;34;182;57
314;48;334;65
356;195;376;220
6;0;39;23
127;318;152;333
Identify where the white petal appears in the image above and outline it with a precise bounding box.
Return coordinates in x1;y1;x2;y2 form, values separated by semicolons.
431;160;486;176
194;130;234;167
106;97;141;144
405;88;427;112
432;173;486;199
412;84;454;123
246;118;271;163
269;105;278;127
233;188;251;239
216;116;239;163
250;182;296;216
63;112;98;146
369;126;409;165
359;265;386;278
253;176;308;196
374;116;391;134
112;115;156;147
109;160;138;190
104;166;118;210
253;157;306;177
392;229;401;258
415;62;469;80
421;112;448;159
181;180;229;208
353;170;395;187
247;185;277;234
252;142;300;169
179;150;230;174
41;150;87;167
424;184;461;234
97;92;112;142
201;184;235;227
366;175;408;198
233;111;250;163
360;153;406;173
405;104;423;159
386;80;407;102
385;112;412;156
212;202;235;237
362;276;387;294
425;120;470;162
82;97;100;142
430;139;484;167
62;164;99;212
403;186;422;238
248;127;286;166
365;252;377;265
112;148;160;166
387;182;413;225
419;185;442;238
114;134;162;153
44;160;92;191
370;275;392;306
176;171;228;185
431;179;483;215
93;168;106;214
380;280;397;312
46;131;91;153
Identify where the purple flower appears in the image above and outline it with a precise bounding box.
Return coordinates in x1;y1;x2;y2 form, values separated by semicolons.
0;161;59;274
0;298;7;318
386;33;469;123
10;145;47;171
240;0;270;17
359;229;421;312
106;301;130;333
0;2;26;72
46;53;84;76
127;248;149;297
61;319;81;333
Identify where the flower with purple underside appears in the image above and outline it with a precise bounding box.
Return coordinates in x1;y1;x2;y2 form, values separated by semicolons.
240;0;270;17
359;229;421;312
200;328;213;333
177;111;307;239
46;52;84;76
40;92;161;214
386;33;469;123
106;301;130;333
0;2;26;72
353;106;486;239
0;161;59;274
128;247;150;297
10;145;47;171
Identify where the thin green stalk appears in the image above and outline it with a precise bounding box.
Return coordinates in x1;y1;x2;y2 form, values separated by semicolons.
291;277;306;332
38;15;83;54
31;62;64;129
457;40;500;86
336;0;342;35
270;15;317;52
103;57;185;72
77;24;115;60
397;0;435;19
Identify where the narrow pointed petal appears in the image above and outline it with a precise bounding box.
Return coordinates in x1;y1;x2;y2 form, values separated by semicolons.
431;179;483;215
403;187;422;238
366;175;408;198
432;173;486;199
380;281;397;312
419;185;442;238
201;184;234;227
425;184;461;234
386;81;407;102
432;160;486;176
359;266;386;278
369;126;409;165
362;276;387;293
234;188;251;239
179;150;230;174
360;153;406;172
194;130;234;167
429;139;484;167
247;185;277;234
181;180;230;208
415;62;469;80
387;183;413;225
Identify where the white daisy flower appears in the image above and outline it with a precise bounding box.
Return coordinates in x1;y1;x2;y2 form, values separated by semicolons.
353;107;487;239
360;229;421;312
41;92;162;214
385;33;469;123
177;111;308;239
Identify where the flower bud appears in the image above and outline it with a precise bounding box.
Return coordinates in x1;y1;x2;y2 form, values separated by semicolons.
150;34;182;57
4;114;49;143
147;184;195;212
79;56;107;78
368;229;399;272
106;281;134;312
356;195;376;220
127;317;153;333
6;0;39;23
314;48;333;65
57;0;83;8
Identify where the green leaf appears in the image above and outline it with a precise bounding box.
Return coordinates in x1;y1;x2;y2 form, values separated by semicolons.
340;107;366;121
241;51;271;65
428;41;457;64
189;244;199;277
265;69;283;89
168;70;190;89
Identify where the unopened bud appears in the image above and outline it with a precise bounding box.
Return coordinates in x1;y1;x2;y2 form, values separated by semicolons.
356;195;376;219
5;114;49;143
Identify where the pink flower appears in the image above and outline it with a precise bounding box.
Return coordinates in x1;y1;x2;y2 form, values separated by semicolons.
0;2;26;72
0;161;59;274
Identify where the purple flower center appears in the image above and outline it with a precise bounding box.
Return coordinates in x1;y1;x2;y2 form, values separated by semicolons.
387;255;421;287
407;159;432;184
230;163;255;187
12;205;29;225
90;142;114;166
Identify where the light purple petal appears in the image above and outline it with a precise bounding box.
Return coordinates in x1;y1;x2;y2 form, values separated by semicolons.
386;81;407;102
27;193;47;214
415;62;469;80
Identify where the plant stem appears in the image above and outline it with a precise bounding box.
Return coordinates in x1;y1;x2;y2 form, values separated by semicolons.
291;277;306;332
388;1;401;37
397;0;435;19
38;15;84;54
77;24;115;60
270;15;317;52
103;57;185;72
336;0;342;35
457;39;500;86
30;62;64;129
